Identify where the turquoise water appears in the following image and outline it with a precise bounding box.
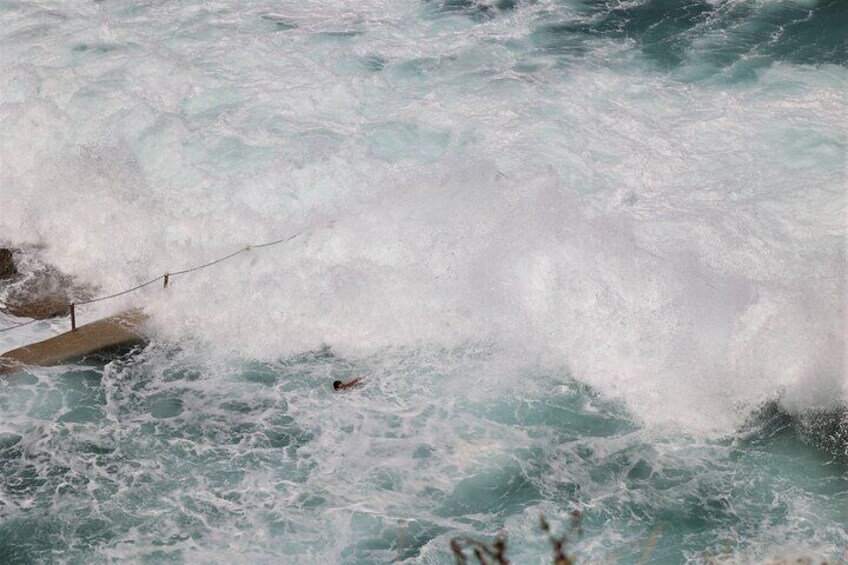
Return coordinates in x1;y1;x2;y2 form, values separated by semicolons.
1;350;846;562
1;0;846;562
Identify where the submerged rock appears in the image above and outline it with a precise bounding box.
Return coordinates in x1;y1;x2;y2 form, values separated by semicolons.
0;248;17;279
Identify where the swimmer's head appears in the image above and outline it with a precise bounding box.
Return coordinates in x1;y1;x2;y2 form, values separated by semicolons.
333;380;343;390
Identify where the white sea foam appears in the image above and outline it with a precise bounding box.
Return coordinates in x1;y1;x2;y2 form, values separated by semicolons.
1;0;844;441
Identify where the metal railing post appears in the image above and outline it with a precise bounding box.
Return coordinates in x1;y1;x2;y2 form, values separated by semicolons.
70;303;76;332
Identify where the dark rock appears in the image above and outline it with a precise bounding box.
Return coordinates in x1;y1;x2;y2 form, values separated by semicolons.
0;248;17;279
2;262;91;320
5;293;71;319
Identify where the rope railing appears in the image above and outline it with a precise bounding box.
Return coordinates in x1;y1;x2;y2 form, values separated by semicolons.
0;318;41;334
74;275;166;306
1;226;313;335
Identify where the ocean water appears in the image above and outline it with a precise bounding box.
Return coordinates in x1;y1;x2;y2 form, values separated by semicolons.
0;0;846;562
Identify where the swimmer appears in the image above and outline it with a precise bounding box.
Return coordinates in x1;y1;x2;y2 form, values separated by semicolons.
332;378;362;391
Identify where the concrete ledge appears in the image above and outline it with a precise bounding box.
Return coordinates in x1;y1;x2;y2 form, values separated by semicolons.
0;309;147;375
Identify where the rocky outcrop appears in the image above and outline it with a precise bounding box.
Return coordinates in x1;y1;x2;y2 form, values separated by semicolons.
0;250;92;320
0;248;17;279
5;292;72;319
